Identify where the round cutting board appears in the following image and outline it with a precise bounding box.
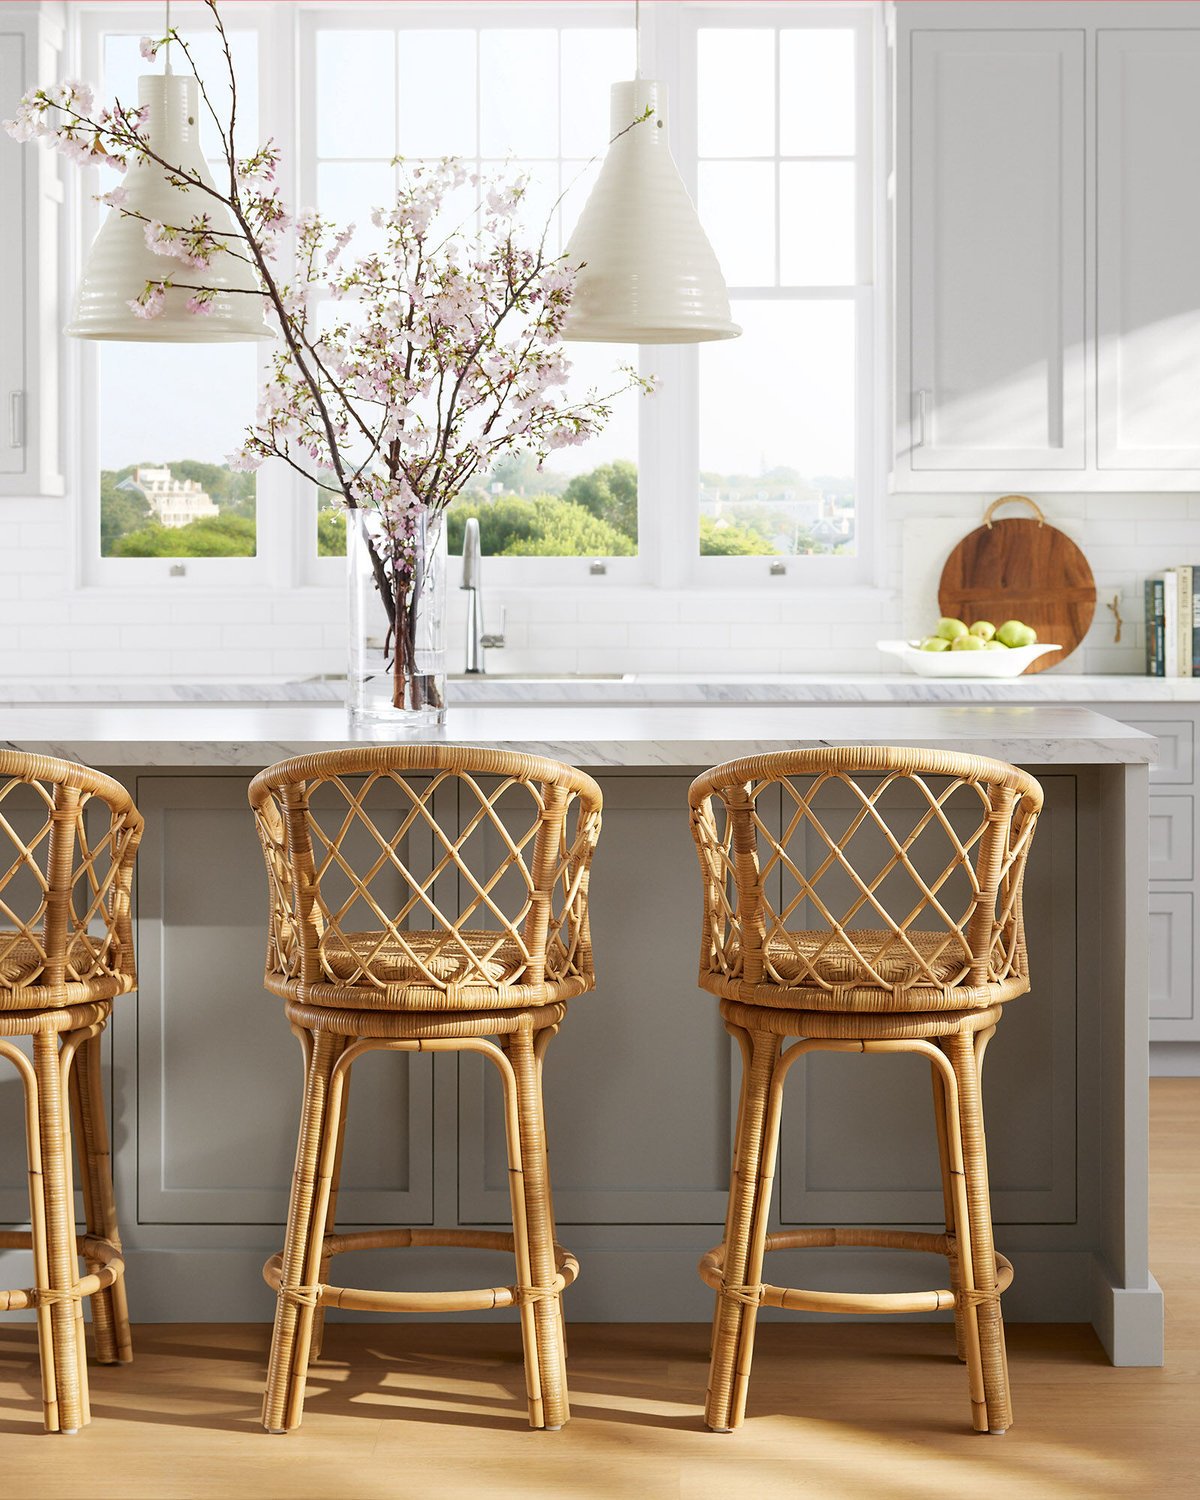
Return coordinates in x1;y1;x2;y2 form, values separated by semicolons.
937;496;1096;674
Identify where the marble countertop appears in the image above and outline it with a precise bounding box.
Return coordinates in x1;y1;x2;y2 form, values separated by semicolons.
0;673;1195;706
0;701;1156;769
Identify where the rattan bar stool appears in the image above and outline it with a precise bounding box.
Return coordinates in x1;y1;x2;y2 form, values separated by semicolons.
689;746;1043;1436
248;745;602;1434
0;751;142;1433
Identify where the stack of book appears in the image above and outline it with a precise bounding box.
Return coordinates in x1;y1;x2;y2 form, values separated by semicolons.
1145;567;1200;675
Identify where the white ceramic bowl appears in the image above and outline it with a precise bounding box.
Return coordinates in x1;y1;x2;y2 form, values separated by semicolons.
876;639;1062;678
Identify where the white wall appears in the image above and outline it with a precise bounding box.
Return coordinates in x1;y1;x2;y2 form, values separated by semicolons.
0;486;1184;682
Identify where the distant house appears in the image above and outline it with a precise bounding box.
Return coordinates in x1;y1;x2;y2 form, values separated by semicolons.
118;465;219;529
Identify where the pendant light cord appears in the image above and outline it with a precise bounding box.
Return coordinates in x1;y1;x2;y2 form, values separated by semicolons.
164;0;173;75
635;0;641;79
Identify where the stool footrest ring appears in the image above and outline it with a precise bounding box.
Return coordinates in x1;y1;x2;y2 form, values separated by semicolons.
700;1228;1013;1317
264;1227;578;1314
0;1229;125;1312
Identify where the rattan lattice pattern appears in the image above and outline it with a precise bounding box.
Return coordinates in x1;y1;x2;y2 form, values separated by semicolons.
689;746;1042;1011
249;746;603;1010
0;752;143;1009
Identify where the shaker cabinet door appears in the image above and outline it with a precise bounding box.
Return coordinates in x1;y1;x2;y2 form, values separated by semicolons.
1097;30;1200;471
906;30;1085;472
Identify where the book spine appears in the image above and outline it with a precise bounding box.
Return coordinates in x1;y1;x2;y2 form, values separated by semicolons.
1146;579;1157;675
1176;564;1188;678
1164;571;1178;678
1193;570;1200;676
1157;578;1166;676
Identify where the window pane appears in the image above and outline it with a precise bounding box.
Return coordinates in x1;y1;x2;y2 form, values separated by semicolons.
450;344;640;559
698;30;775;158
398;31;476;157
316;32;396;158
317;161;395;255
560;29;635;157
698;161;775;285
780;29;856;157
479;31;558;157
99;345;257;558
699;301;856;557
779;161;856;284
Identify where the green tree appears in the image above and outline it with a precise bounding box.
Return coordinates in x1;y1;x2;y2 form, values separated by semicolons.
99;474;151;555
563;459;637;544
446;493;634;558
317;506;347;558
699;514;775;556
112;514;257;558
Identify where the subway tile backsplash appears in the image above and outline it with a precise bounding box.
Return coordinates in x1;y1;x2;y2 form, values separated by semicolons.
0;491;1191;682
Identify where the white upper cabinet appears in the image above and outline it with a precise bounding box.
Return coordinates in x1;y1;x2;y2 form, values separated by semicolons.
1097;30;1200;471
893;1;1200;493
0;7;63;497
906;30;1085;475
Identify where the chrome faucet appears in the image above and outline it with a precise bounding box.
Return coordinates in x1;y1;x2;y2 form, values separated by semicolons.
461;517;506;674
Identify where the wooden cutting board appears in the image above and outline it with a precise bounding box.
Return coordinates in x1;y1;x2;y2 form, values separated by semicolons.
937;496;1096;674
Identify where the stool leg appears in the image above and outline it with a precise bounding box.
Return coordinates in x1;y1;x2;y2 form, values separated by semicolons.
309;1062;352;1365
534;1024;569;1390
33;1030;86;1434
70;1027;131;1365
945;1029;1012;1435
262;1027;346;1434
504;1027;569;1430
930;1057;968;1364
706;1025;783;1433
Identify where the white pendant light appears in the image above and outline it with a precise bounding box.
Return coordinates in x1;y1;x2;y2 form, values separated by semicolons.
67;21;272;342
561;6;740;345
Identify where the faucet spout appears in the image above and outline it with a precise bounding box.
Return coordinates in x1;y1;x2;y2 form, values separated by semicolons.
461;517;504;673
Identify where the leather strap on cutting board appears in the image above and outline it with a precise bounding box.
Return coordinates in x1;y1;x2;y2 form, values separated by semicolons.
937;496;1096;674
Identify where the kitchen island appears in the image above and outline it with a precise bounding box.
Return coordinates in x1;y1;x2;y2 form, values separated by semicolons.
0;701;1161;1366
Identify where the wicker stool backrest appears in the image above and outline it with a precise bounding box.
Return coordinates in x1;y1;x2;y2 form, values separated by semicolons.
0;751;143;997
689;747;1043;996
249;746;603;996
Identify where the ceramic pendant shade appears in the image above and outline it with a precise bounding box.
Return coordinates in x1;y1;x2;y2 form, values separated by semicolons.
561;80;740;345
66;74;273;342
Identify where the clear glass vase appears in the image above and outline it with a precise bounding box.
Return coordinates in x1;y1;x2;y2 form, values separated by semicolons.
347;505;447;731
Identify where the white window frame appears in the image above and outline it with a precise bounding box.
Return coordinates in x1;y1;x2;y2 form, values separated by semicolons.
69;1;885;597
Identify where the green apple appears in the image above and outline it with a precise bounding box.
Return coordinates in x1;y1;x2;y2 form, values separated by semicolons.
950;632;986;651
936;617;969;642
969;620;996;641
997;619;1037;648
919;636;952;652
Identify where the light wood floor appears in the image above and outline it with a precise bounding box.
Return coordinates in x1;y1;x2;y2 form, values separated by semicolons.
2;1078;1197;1500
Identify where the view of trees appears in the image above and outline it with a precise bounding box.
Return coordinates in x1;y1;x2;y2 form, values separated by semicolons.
100;461;257;558
102;456;853;561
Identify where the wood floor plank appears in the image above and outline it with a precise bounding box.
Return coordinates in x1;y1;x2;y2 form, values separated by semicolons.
1;1079;1197;1498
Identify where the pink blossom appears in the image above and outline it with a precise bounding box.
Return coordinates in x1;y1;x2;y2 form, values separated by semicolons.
186;294;214;316
226;449;264;474
139;37;159;63
127;284;166;320
99;184;129;207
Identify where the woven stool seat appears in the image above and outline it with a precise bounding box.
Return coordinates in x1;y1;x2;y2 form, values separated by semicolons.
689;746;1043;1437
0;752;142;1434
249;746;602;1435
704;929;1031;1011
0;931;136;1007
